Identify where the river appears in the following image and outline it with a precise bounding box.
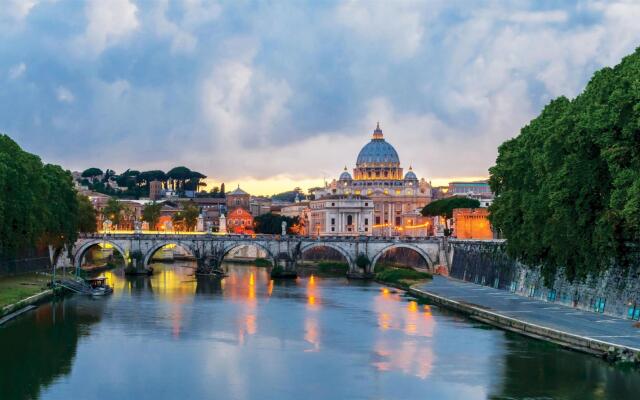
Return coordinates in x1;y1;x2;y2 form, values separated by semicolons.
1;262;639;399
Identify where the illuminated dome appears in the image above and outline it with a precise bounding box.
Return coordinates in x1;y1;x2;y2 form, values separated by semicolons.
339;166;352;181
356;123;400;166
404;167;417;180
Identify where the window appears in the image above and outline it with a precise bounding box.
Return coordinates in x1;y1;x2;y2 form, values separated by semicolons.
395;216;401;226
331;218;335;225
347;215;353;225
364;218;369;225
364;202;368;206
331;227;335;232
375;216;381;224
331;202;335;206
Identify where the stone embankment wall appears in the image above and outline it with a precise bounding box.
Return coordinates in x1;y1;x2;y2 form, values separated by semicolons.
448;240;640;319
0;248;50;276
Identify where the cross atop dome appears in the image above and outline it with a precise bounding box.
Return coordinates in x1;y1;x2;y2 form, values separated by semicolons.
372;122;384;139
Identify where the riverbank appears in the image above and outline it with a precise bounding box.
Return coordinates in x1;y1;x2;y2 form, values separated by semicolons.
0;273;54;321
374;264;432;290
410;276;640;365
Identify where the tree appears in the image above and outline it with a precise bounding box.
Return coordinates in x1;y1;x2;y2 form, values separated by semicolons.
77;194;97;233
489;47;640;282
138;170;166;188
142;202;162;229
81;167;103;182
103;198;124;227
167;166;192;192
172;203;200;231
254;213;299;234
421;197;480;235
0;134;81;257
421;197;481;219
102;169;116;183
40;164;79;248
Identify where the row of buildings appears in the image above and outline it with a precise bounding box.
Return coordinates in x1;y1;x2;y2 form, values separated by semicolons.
80;124;495;239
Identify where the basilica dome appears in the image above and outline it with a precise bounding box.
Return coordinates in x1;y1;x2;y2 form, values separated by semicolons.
339;166;352;181
356;123;400;166
404;168;417;180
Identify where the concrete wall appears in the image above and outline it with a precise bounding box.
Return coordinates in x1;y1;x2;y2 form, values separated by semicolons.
449;240;640;319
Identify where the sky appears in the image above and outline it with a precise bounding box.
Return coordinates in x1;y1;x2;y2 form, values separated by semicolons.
2;1;640;195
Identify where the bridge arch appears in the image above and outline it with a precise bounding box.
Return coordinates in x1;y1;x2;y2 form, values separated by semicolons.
299;242;355;272
369;243;434;274
142;241;198;267
221;241;276;266
74;239;128;270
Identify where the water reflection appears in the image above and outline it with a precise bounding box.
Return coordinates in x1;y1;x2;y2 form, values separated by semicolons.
1;262;639;400
373;287;436;379
0;298;103;400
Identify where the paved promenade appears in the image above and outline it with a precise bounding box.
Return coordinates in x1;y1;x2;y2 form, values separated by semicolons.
412;276;640;352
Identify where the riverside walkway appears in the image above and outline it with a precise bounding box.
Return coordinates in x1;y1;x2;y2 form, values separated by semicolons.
411;276;640;355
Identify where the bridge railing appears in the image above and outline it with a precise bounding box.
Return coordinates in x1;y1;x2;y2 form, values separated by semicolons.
78;232;442;244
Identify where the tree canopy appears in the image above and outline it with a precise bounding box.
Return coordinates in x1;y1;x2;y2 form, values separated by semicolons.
421;197;481;219
0;135;81;256
142;202;163;228
81;167;103;180
254;213;298;234
489;47;640;282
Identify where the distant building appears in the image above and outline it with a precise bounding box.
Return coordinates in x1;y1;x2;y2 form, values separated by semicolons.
312;123;432;237
149;180;163;200
249;196;272;216
452;208;493;240
226;207;254;234
189;197;226;231
308;195;374;236
226;185;250;210
280;200;310;235
448;181;493;197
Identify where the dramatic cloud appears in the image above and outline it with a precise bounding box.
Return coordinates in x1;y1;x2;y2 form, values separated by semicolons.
75;0;139;56
1;1;640;194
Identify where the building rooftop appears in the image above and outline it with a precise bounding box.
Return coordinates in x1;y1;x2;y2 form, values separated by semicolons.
228;185;249;196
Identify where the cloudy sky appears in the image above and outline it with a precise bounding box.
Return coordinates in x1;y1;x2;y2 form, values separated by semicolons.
2;1;640;194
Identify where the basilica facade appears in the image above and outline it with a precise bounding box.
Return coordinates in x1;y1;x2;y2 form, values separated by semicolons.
310;124;432;237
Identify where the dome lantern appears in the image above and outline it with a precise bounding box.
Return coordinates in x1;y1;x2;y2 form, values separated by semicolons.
356;123;400;167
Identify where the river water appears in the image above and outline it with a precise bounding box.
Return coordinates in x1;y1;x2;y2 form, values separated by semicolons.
1;263;639;400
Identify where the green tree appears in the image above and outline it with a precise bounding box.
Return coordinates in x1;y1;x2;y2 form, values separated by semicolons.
254;213;299;234
489;47;640;282
142;202;163;229
103;198;124;227
0;134;81;257
167;166;192;192
172;203;200;231
81;167;103;182
76;194;97;233
421;197;480;235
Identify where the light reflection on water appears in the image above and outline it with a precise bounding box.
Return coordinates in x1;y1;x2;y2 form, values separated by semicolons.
2;262;640;400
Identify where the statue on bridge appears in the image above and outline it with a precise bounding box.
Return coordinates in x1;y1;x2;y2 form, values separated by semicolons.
281;221;287;236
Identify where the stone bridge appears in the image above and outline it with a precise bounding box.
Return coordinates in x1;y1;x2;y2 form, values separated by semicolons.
65;233;447;277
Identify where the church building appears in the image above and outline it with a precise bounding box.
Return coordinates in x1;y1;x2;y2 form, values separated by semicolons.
311;123;433;237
